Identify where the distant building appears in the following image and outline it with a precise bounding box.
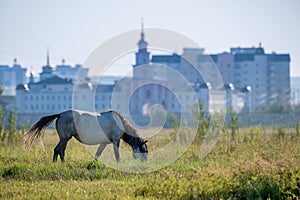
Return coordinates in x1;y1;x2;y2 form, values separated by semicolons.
0;95;15;111
0;58;26;96
17;76;113;114
16;76;114;123
113;23;214;117
39;52;88;82
17;76;74;115
54;60;88;81
291;77;300;105
209;44;290;110
14;23;291;125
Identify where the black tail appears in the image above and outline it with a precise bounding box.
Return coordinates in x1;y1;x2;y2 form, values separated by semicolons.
24;114;60;150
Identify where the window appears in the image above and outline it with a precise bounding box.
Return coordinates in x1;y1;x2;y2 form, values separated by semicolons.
145;90;151;98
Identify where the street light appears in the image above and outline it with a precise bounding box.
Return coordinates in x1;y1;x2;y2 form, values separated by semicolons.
246;86;252;113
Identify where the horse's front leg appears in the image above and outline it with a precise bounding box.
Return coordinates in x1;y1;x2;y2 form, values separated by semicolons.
95;143;107;160
113;140;120;162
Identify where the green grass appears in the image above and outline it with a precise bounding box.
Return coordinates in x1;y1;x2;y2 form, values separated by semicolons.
0;128;299;199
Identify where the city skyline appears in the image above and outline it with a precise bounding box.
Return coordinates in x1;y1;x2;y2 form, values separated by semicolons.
0;0;299;77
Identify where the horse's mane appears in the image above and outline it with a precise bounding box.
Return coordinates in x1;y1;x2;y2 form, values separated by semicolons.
109;110;138;138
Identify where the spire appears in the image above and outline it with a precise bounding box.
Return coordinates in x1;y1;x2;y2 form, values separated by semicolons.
29;67;34;84
134;18;150;67
46;46;50;66
138;18;148;49
141;17;144;39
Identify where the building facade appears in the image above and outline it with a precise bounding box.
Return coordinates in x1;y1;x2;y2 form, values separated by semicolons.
0;59;27;96
40;58;88;82
14;25;291;125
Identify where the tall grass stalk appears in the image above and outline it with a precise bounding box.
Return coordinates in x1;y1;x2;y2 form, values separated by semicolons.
0;109;5;142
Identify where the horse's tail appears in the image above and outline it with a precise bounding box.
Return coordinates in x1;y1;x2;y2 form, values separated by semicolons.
24;113;60;151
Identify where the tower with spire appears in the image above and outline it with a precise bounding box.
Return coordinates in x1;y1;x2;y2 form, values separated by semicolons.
40;46;55;81
134;19;150;68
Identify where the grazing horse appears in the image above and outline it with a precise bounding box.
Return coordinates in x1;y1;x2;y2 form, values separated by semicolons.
25;109;148;162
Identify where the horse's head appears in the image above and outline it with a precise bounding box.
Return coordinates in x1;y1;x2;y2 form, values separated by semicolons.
132;139;148;161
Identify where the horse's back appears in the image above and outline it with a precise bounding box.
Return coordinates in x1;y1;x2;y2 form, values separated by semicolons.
56;109;124;145
73;110;114;145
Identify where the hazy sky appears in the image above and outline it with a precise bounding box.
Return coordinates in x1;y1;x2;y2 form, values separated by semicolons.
0;0;299;76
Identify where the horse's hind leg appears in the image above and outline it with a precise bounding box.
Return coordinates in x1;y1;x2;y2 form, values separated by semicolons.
53;140;62;162
95;144;107;160
59;139;70;162
53;139;70;162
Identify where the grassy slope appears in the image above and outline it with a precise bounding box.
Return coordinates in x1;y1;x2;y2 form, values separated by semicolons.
0;129;299;199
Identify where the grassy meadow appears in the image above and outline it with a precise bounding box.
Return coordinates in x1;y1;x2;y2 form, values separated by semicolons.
0;127;299;199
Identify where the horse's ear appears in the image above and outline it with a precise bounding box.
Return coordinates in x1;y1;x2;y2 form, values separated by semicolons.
142;140;148;144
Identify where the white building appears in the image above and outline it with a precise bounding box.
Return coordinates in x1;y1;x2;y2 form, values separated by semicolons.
16;76;114;123
39;54;88;82
0;59;26;96
17;77;74;115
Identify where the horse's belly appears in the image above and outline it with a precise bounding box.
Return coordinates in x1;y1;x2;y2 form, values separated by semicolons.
76;114;111;145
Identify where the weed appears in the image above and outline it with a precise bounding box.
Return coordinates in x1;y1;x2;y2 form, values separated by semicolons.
296;122;300;137
228;108;239;142
193;101;210;142
7;111;20;144
0;109;5;142
277;126;286;141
